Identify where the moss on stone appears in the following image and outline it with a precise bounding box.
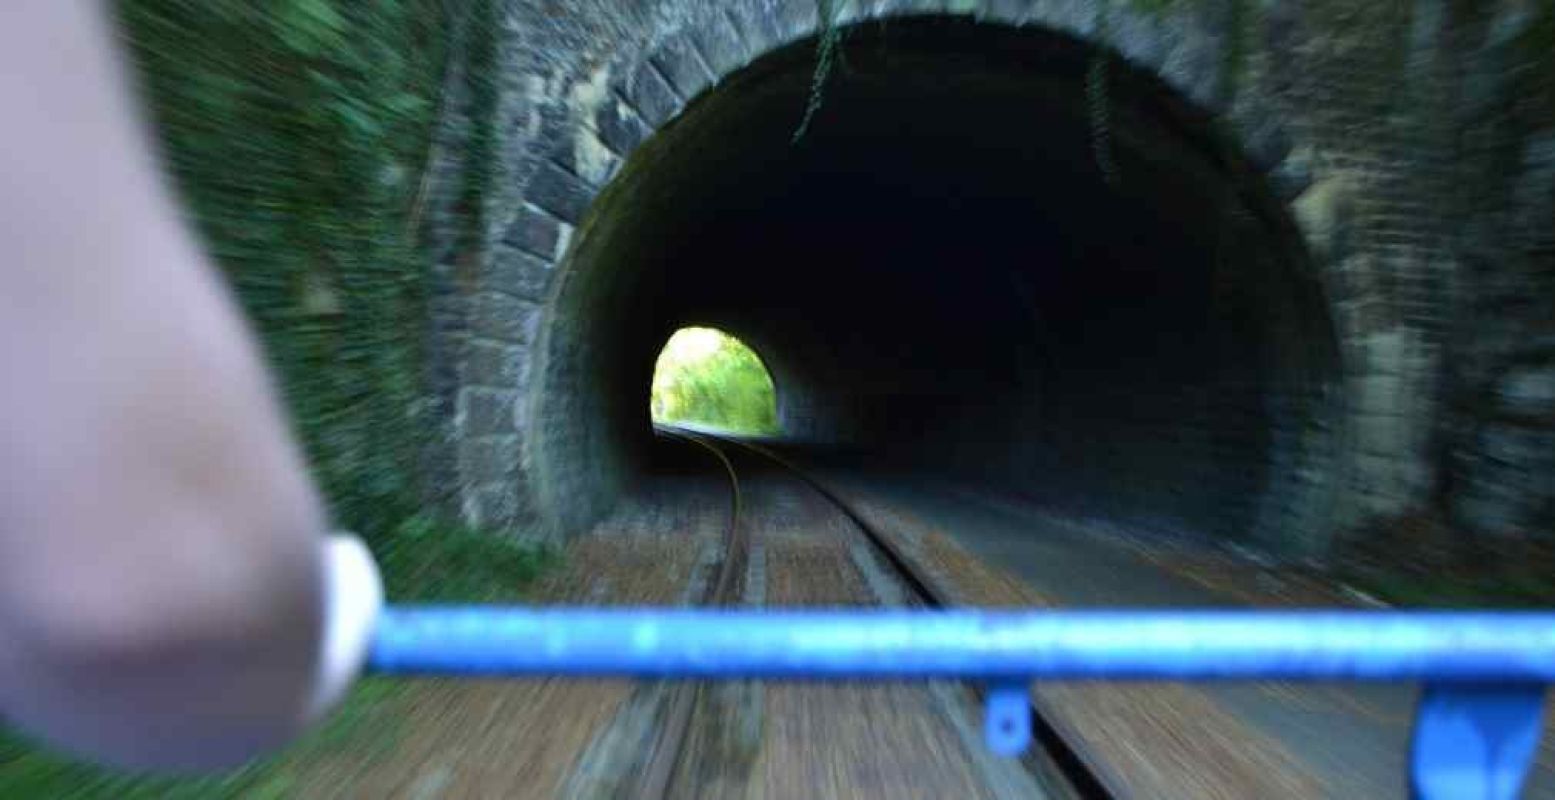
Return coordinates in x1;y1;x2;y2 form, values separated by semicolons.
116;1;450;538
461;0;499;265
1221;0;1250;100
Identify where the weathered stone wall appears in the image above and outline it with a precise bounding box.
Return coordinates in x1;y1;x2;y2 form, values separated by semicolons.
1442;1;1555;540
421;0;1555;555
420;0;481;518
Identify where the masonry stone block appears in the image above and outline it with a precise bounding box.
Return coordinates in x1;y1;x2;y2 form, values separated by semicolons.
1354;412;1409;457
526;161;594;222
837;0;885;24
981;0;1026;24
1293;178;1354;265
1024;0;1095;37
1478;424;1555;471
651;33;715;101
1105;10;1167;73
1232;107;1294;174
698;9;754;75
462;437;520;484
1270;147;1315;203
734;4;786;55
625;58;682;126
1497;367;1555;418
870;0;917;17
471;291;541;344
1454;475;1526;537
490;245;554;302
595;98;651;157
1456;422;1555;538
503;204;563;259
1351;373;1405;417
565;124;622;186
462;389;519;436
772;0;819;39
466;339;531;388
1155;22;1226;111
464;482;523;529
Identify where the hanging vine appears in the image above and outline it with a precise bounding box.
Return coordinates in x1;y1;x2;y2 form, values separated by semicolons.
1086;5;1120;185
793;0;846;142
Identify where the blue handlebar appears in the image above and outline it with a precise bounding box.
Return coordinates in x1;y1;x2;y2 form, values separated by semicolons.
372;607;1555;680
370;607;1554;799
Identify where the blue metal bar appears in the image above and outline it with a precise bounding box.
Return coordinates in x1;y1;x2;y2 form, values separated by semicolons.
1411;683;1547;800
371;607;1555;798
371;607;1555;681
984;681;1032;756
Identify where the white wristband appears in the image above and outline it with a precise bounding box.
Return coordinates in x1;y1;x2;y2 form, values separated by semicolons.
305;534;384;722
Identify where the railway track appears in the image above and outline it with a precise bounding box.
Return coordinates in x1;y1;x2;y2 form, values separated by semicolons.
639;427;1115;800
622;431;746;800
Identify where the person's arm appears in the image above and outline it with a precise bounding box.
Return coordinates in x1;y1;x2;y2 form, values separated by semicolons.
0;2;377;770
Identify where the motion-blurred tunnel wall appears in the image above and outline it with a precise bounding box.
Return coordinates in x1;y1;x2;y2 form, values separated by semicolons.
427;2;1555;556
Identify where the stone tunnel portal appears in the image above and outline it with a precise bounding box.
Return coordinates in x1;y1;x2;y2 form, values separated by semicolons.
529;18;1341;553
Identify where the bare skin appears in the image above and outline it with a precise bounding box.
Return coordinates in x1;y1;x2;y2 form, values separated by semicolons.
0;2;331;770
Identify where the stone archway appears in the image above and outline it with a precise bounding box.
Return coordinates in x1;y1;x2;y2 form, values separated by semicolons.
444;1;1462;559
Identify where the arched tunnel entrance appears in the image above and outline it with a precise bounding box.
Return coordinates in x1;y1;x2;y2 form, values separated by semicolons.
529;17;1341;554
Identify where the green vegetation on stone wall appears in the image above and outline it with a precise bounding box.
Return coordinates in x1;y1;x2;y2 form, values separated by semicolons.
652;328;779;434
458;0;500;259
116;0;445;539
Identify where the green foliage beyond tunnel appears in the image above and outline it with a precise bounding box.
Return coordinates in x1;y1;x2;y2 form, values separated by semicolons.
652;328;779;434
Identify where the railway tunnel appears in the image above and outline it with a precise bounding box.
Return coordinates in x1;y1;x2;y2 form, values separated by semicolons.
522;17;1342;552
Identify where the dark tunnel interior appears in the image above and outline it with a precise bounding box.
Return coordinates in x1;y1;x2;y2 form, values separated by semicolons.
531;18;1340;550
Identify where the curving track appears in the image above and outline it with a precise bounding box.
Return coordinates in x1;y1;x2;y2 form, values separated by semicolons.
644;427;1114;800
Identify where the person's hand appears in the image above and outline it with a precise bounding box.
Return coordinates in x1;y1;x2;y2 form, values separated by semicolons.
0;3;384;771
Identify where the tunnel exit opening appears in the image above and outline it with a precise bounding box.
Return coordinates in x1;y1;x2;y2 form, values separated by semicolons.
650;327;778;435
527;16;1341;554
